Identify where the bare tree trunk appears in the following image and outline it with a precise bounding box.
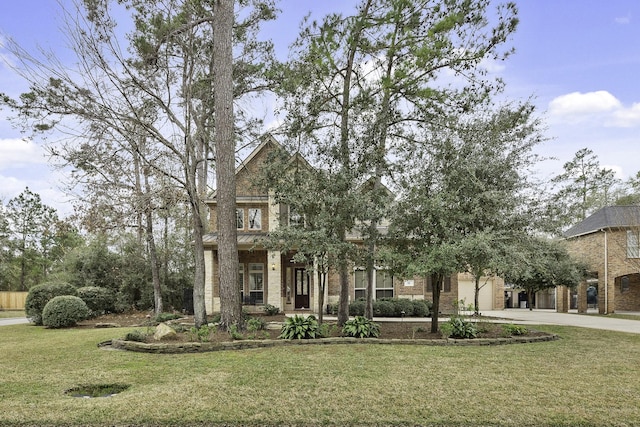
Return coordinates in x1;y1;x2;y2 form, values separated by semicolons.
143;170;163;315
132;150;144;245
190;181;207;327
338;264;350;326
214;0;241;331
317;268;326;325
474;276;480;316
365;240;375;319
430;273;442;334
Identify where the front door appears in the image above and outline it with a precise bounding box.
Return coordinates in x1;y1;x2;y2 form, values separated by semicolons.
294;268;309;309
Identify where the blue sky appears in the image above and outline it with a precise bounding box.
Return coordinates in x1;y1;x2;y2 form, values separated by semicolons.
1;0;639;216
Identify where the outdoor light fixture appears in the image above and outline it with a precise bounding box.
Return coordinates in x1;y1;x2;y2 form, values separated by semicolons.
271;263;275;271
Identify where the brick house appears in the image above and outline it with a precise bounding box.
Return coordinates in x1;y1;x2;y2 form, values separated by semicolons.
562;206;640;314
203;135;505;315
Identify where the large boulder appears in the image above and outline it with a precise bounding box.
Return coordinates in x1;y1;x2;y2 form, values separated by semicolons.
153;323;177;341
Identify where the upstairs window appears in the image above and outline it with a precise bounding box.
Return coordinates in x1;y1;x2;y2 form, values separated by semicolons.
627;230;640;258
289;206;303;227
248;208;262;230
236;208;244;230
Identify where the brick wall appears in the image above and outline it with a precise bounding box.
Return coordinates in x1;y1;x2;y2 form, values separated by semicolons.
567;229;640;313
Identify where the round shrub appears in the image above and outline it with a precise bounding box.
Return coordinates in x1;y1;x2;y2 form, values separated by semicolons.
42;295;90;328
25;282;77;325
348;299;365;316
392;298;415;317
411;299;431;317
373;300;395;317
77;286;116;318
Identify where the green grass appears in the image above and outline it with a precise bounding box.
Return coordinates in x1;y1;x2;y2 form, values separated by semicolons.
586;312;640;321
1;324;640;426
0;310;24;318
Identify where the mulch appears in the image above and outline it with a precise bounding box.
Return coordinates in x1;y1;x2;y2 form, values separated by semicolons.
79;311;544;344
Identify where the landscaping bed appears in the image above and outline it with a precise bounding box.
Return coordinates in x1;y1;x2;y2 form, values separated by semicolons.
81;311;556;352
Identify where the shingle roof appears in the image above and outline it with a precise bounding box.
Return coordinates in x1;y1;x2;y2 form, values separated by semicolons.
563;206;640;238
203;232;267;248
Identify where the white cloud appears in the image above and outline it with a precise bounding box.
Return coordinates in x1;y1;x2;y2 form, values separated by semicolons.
615;14;631;25
0;174;25;202
608;102;640;127
0;138;47;170
548;91;640;128
548;91;622;118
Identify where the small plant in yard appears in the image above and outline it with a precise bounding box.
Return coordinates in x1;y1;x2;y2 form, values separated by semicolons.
278;314;320;339
229;324;244;340
318;322;338;338
342;316;380;338
124;329;148;342
189;325;215;342
263;304;280;316
412;326;427;339
247;317;266;331
440;316;478;339
246;317;267;339
502;324;528;336
154;312;182;323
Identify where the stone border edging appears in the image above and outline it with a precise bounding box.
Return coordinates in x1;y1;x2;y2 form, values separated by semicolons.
106;333;558;354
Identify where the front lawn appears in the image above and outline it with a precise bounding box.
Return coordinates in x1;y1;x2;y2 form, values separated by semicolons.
0;310;24;319
1;323;639;426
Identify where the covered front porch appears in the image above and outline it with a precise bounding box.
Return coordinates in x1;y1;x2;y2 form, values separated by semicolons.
205;247;324;314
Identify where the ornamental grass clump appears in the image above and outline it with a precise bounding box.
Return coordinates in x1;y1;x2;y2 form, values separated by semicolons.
42;295;90;328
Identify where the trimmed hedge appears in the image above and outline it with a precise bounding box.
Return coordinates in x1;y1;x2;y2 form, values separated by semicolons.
42;295;90;328
373;300;395;317
347;298;431;318
25;282;77;325
77;286;116;318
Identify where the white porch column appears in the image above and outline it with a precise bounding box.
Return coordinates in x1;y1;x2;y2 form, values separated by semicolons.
204;249;215;314
267;250;281;309
267;190;282;310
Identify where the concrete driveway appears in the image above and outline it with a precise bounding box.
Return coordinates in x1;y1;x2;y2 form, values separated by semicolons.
481;309;640;335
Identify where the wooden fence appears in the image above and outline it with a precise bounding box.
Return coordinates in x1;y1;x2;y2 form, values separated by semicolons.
0;292;28;310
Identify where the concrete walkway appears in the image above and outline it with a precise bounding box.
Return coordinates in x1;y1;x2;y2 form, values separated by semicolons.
2;310;639;334
0;317;29;326
318;309;640;335
480;309;640;335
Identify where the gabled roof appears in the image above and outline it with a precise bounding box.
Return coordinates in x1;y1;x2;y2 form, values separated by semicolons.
564;206;640;238
208;133;281;200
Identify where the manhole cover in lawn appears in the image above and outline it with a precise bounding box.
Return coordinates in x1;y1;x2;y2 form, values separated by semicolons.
65;383;130;398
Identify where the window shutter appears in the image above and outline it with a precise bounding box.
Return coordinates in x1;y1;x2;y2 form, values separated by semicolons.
426;275;432;292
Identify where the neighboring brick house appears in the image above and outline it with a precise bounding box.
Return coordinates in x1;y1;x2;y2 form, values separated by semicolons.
203;135;504;315
562;206;640;314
